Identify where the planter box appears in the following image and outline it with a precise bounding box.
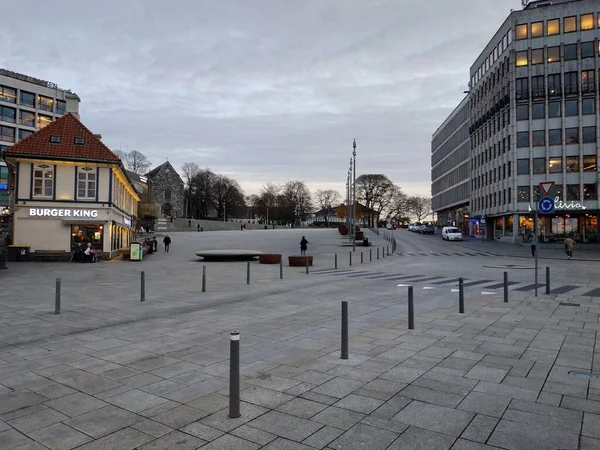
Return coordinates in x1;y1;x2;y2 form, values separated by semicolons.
355;231;364;240
288;255;313;267
259;254;282;264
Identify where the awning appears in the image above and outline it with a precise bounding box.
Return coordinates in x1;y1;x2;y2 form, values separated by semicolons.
62;218;107;224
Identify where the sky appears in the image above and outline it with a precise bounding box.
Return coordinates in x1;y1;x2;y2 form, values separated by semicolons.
2;0;522;198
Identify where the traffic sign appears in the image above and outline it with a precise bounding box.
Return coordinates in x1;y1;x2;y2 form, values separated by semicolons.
539;181;555;196
538;196;555;214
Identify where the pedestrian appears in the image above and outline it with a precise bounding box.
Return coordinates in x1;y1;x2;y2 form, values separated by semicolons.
529;234;536;257
163;235;171;252
564;235;575;260
197;223;200;232
188;219;191;227
300;236;308;256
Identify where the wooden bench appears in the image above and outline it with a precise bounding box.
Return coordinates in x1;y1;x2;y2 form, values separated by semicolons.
33;250;71;262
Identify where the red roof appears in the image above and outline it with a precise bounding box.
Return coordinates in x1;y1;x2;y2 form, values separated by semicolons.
3;113;120;162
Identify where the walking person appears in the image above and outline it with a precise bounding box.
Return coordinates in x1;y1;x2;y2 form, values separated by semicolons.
529;234;536;258
564;235;575;260
197;223;200;232
188;219;191;228
300;236;309;256
163;235;171;252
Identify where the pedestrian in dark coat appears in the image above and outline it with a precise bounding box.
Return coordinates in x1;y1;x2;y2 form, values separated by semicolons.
300;236;308;256
163;235;171;252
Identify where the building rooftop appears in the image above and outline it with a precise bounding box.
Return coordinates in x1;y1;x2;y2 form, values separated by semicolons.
523;0;579;9
0;68;79;98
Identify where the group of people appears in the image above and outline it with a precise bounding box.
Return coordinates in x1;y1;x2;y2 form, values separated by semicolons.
72;242;97;263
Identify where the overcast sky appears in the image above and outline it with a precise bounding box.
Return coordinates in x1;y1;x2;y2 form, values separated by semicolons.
2;0;521;197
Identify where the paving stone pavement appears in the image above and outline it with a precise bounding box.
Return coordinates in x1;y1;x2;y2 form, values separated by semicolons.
0;229;599;449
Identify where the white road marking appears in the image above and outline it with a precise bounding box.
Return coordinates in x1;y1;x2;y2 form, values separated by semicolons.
451;289;460;292
397;284;412;287
481;291;496;295
423;286;436;290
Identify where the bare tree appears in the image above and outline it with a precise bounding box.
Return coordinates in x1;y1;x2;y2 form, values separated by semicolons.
181;163;199;217
355;174;394;227
282;181;312;224
116;150;152;174
259;183;281;224
408;196;432;222
189;169;216;219
387;186;410;221
315;189;341;226
212;175;245;220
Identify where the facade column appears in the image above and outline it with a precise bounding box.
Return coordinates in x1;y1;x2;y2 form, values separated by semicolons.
512;213;519;244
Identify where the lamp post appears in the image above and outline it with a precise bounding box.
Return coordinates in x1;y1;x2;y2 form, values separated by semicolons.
346;171;350;232
349;158;353;242
352;139;357;252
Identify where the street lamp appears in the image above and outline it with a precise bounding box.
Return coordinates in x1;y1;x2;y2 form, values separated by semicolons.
352;138;357;252
349;158;353;242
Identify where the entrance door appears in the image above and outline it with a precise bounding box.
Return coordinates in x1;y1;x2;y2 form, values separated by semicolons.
161;203;172;217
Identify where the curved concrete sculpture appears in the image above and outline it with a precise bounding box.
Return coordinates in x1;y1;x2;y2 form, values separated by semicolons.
259;254;282;264
196;249;264;261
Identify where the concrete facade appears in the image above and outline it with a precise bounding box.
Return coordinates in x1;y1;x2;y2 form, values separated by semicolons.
145;162;185;219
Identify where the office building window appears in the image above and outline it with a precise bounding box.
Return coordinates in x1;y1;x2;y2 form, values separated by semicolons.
583;155;597;171
582;70;595;92
517;131;529;147
583;126;597;143
517;104;529;120
548;101;561;117
549;157;562;173
566;184;579;201
516;51;528;67
19;110;35;127
564;16;577;33
516;24;528;40
0;85;16;104
531;76;544;97
581;13;594;30
38;95;53;112
516;77;528;99
517;186;530;202
549;129;562;145
547;18;560;35
33;167;54;197
565;99;578;116
565;72;578;94
533;157;545;174
18;129;33;140
517;159;530;174
532;103;544;119
0;106;16;123
584;184;597;200
583;98;596;115
56;100;66;115
566;127;579;144
531;21;544;37
19;91;35;108
37;114;52;128
548;74;561;96
566;156;580;172
532;130;545;146
77;170;96;199
581;41;595;58
0;125;15;143
531;48;544;64
547;46;560;62
564;44;578;61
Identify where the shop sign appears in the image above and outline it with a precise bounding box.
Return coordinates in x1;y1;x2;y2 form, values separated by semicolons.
130;242;141;261
554;198;586;211
123;217;132;227
29;208;99;218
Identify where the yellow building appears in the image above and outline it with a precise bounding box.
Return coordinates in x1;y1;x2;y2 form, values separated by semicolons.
3;113;140;260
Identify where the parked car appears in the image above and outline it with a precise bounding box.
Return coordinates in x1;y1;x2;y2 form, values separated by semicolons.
442;226;463;241
421;224;435;235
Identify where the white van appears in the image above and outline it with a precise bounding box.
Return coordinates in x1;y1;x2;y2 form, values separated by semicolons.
442;227;463;241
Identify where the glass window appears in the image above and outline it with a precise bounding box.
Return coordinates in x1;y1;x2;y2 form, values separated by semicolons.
565;72;578;94
516;77;528;99
566;184;579;201
77;170;96;199
33;167;54;197
531;48;544;64
547;18;560;35
583;155;597;171
531;21;544;37
517;159;530;174
581;41;595;58
583;98;596;115
0;86;16;104
18;129;33;140
71;224;103;252
532;103;544;119
533;158;545;174
37;95;54;112
584;184;597;200
581;13;594;30
517;131;529;147
19;91;35;108
532;130;545;146
0;125;15;143
74;137;85;145
566;127;579;144
517;104;529;120
549;129;562;145
566;156;579;172
565;99;578;116
517;186;530;202
56;100;66;115
548;101;561;117
564;16;577;33
37;114;52;128
548;74;561;96
564;44;578;60
516;24;528;40
547;46;560;62
550;185;563;201
0;106;15;123
531;76;544;97
582;70;595;92
583;126;596;143
516;51;528;67
549;157;562;173
19;110;35;127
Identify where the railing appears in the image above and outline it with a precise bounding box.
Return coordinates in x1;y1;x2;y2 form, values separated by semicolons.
381;230;397;253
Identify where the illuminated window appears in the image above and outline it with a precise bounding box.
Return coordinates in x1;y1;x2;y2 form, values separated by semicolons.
549;129;562;145
33;166;54;197
531;21;543;37
583;155;597;171
564;16;577;33
531;48;544;64
549;157;562;173
566;157;580;173
516;24;528;40
547;19;560;35
38;95;54;112
37;114;52;128
581;13;594;30
517;186;530;202
0;85;16;104
517;131;529;147
516;51;528;66
532;130;545;146
547;46;560;62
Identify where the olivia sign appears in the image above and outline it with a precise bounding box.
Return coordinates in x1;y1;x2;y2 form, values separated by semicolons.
554;197;586;210
29;208;99;218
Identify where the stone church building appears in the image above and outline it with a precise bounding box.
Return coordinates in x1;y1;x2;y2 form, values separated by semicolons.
145;161;184;218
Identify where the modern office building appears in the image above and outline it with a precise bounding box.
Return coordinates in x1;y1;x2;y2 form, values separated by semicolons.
432;0;600;244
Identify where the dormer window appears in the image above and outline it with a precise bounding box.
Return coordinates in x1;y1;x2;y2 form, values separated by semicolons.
49;135;61;143
74;137;84;145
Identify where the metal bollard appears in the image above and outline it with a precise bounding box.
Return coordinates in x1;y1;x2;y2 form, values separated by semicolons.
229;331;241;418
334;253;337;269
387;246;390;256
503;271;508;303
370;248;372;262
306;256;309;275
279;259;283;279
408;286;414;330
54;278;61;314
459;278;464;314
377;248;379;260
361;251;363;264
349;251;352;266
545;267;550;295
382;246;385;258
341;301;349;360
140;271;145;302
247;262;250;284
202;266;207;292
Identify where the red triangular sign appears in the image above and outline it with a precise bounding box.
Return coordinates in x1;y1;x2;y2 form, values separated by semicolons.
539;181;555;196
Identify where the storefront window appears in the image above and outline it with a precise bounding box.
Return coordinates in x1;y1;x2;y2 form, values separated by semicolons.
71;224;103;251
582;215;598;243
495;217;504;238
505;215;514;236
